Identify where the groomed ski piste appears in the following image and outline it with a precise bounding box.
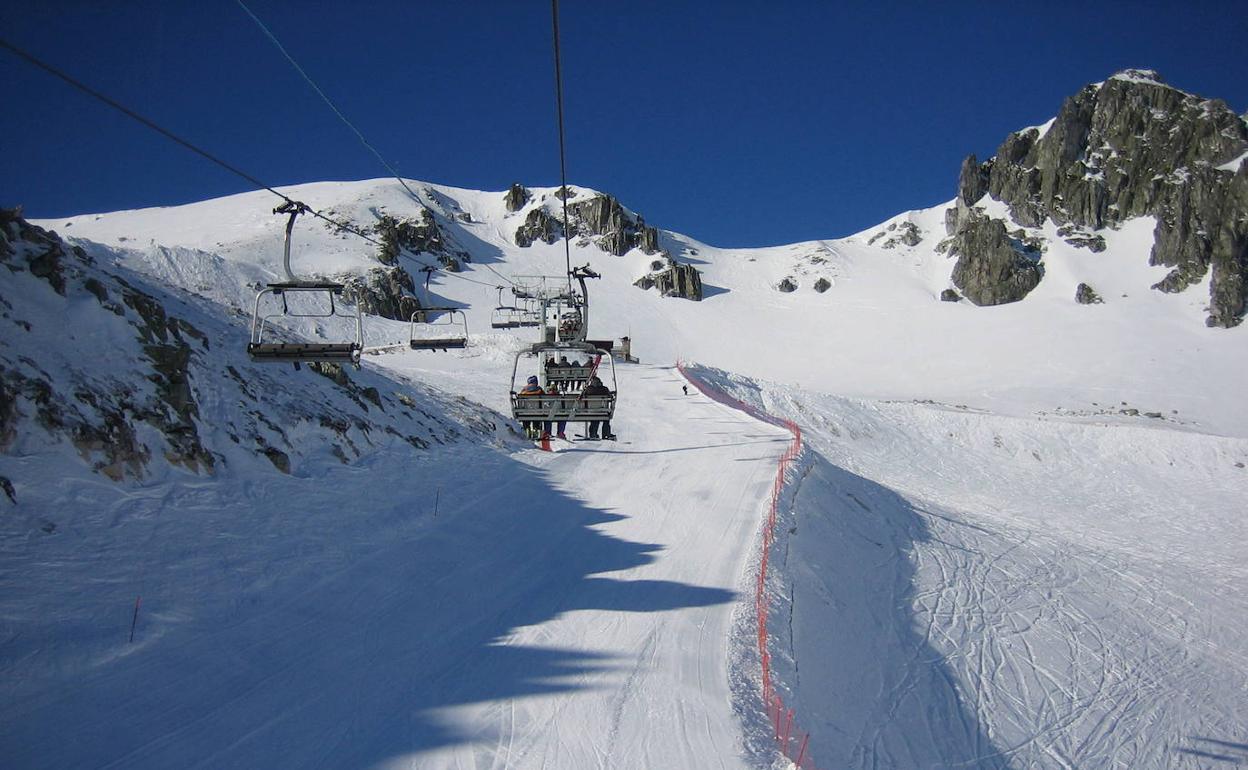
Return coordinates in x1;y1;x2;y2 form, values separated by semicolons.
2;178;1246;768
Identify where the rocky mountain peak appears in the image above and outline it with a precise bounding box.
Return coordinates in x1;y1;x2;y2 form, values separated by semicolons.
1106;68;1166;87
945;70;1248;326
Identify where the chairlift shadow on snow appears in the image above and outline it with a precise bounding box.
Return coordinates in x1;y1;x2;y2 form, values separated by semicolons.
1174;737;1248;765
12;445;739;768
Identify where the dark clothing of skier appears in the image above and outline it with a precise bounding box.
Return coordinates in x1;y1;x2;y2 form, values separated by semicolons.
582;376;614;439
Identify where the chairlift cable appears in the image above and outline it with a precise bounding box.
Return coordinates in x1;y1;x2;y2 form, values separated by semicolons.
0;37;504;290
550;0;574;295
236;1;515;289
235;0;429;211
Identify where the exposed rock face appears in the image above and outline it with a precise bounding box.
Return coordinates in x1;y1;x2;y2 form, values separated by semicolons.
651;263;702;301
0;214;213;478
513;190;661;258
568;193;661;256
948;210;1043;305
948;69;1248;325
374;210;467;270
941;289;962;302
813;277;832;293
776;277;798;293
1075;283;1104;304
1057;224;1107;252
504;183;530;213
514;207;562;247
0;213;500;499
635;259;703;301
340;267;421;321
868;221;924;249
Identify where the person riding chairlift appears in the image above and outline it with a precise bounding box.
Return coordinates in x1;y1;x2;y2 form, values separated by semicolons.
518;375;545;440
582;375;615;440
546;381;568;439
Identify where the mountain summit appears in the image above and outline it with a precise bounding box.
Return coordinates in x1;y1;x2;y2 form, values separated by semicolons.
946;69;1248;326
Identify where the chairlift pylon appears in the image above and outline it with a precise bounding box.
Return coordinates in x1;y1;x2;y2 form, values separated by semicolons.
247;201;363;369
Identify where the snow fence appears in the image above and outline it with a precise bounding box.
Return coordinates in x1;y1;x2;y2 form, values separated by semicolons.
677;362;819;770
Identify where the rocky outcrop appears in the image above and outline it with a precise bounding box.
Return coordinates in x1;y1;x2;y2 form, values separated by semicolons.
0;213;501;498
514;207;562;247
568;193;661;257
776;277;798;293
655;264;703;300
374;209;468;270
868;221;924;249
947;70;1248;325
504;183;530;212
340;267;421;321
941;289;962;302
0;215;214;478
513;190;662;258
1075;283;1104;304
948;210;1043;305
813;277;832;293
635;261;703;301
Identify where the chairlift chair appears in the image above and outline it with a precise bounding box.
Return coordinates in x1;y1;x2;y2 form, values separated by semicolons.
248;201;363;368
408;266;468;351
409;307;468;351
510;341;617;425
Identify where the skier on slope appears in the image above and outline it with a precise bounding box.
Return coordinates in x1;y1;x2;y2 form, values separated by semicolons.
582;375;615;440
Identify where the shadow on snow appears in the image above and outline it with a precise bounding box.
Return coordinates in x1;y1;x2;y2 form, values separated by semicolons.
777;450;1012;769
4;447;734;768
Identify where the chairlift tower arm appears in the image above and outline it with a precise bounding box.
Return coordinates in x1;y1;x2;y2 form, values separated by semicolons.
274;200;310;282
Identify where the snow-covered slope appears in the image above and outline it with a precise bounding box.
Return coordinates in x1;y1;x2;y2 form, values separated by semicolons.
3;173;1245;769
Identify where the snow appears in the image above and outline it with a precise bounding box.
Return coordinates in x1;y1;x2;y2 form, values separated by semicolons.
6;176;1248;768
1218;150;1248;172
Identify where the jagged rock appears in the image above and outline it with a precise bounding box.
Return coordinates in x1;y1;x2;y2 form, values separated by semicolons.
374;209;467;269
953;69;1248;326
0;376;16;450
642;263;702;301
948;210;1043;305
1075;283;1104;304
568;194;661;256
814;277;832;293
1057;224;1107;252
515;208;562;247
869;221;924;249
340;267;420;321
262;445;290;474
957;154;992;207
776;277;798;293
309;361;351;388
941;289;962;302
504;183;530;212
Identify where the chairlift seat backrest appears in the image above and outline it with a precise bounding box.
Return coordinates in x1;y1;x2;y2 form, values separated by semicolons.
510;392;615;422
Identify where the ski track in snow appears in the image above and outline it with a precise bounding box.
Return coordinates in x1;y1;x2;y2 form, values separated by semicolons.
740;383;1248;770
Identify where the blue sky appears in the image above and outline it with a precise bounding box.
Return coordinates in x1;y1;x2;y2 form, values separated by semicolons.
2;1;1245;247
